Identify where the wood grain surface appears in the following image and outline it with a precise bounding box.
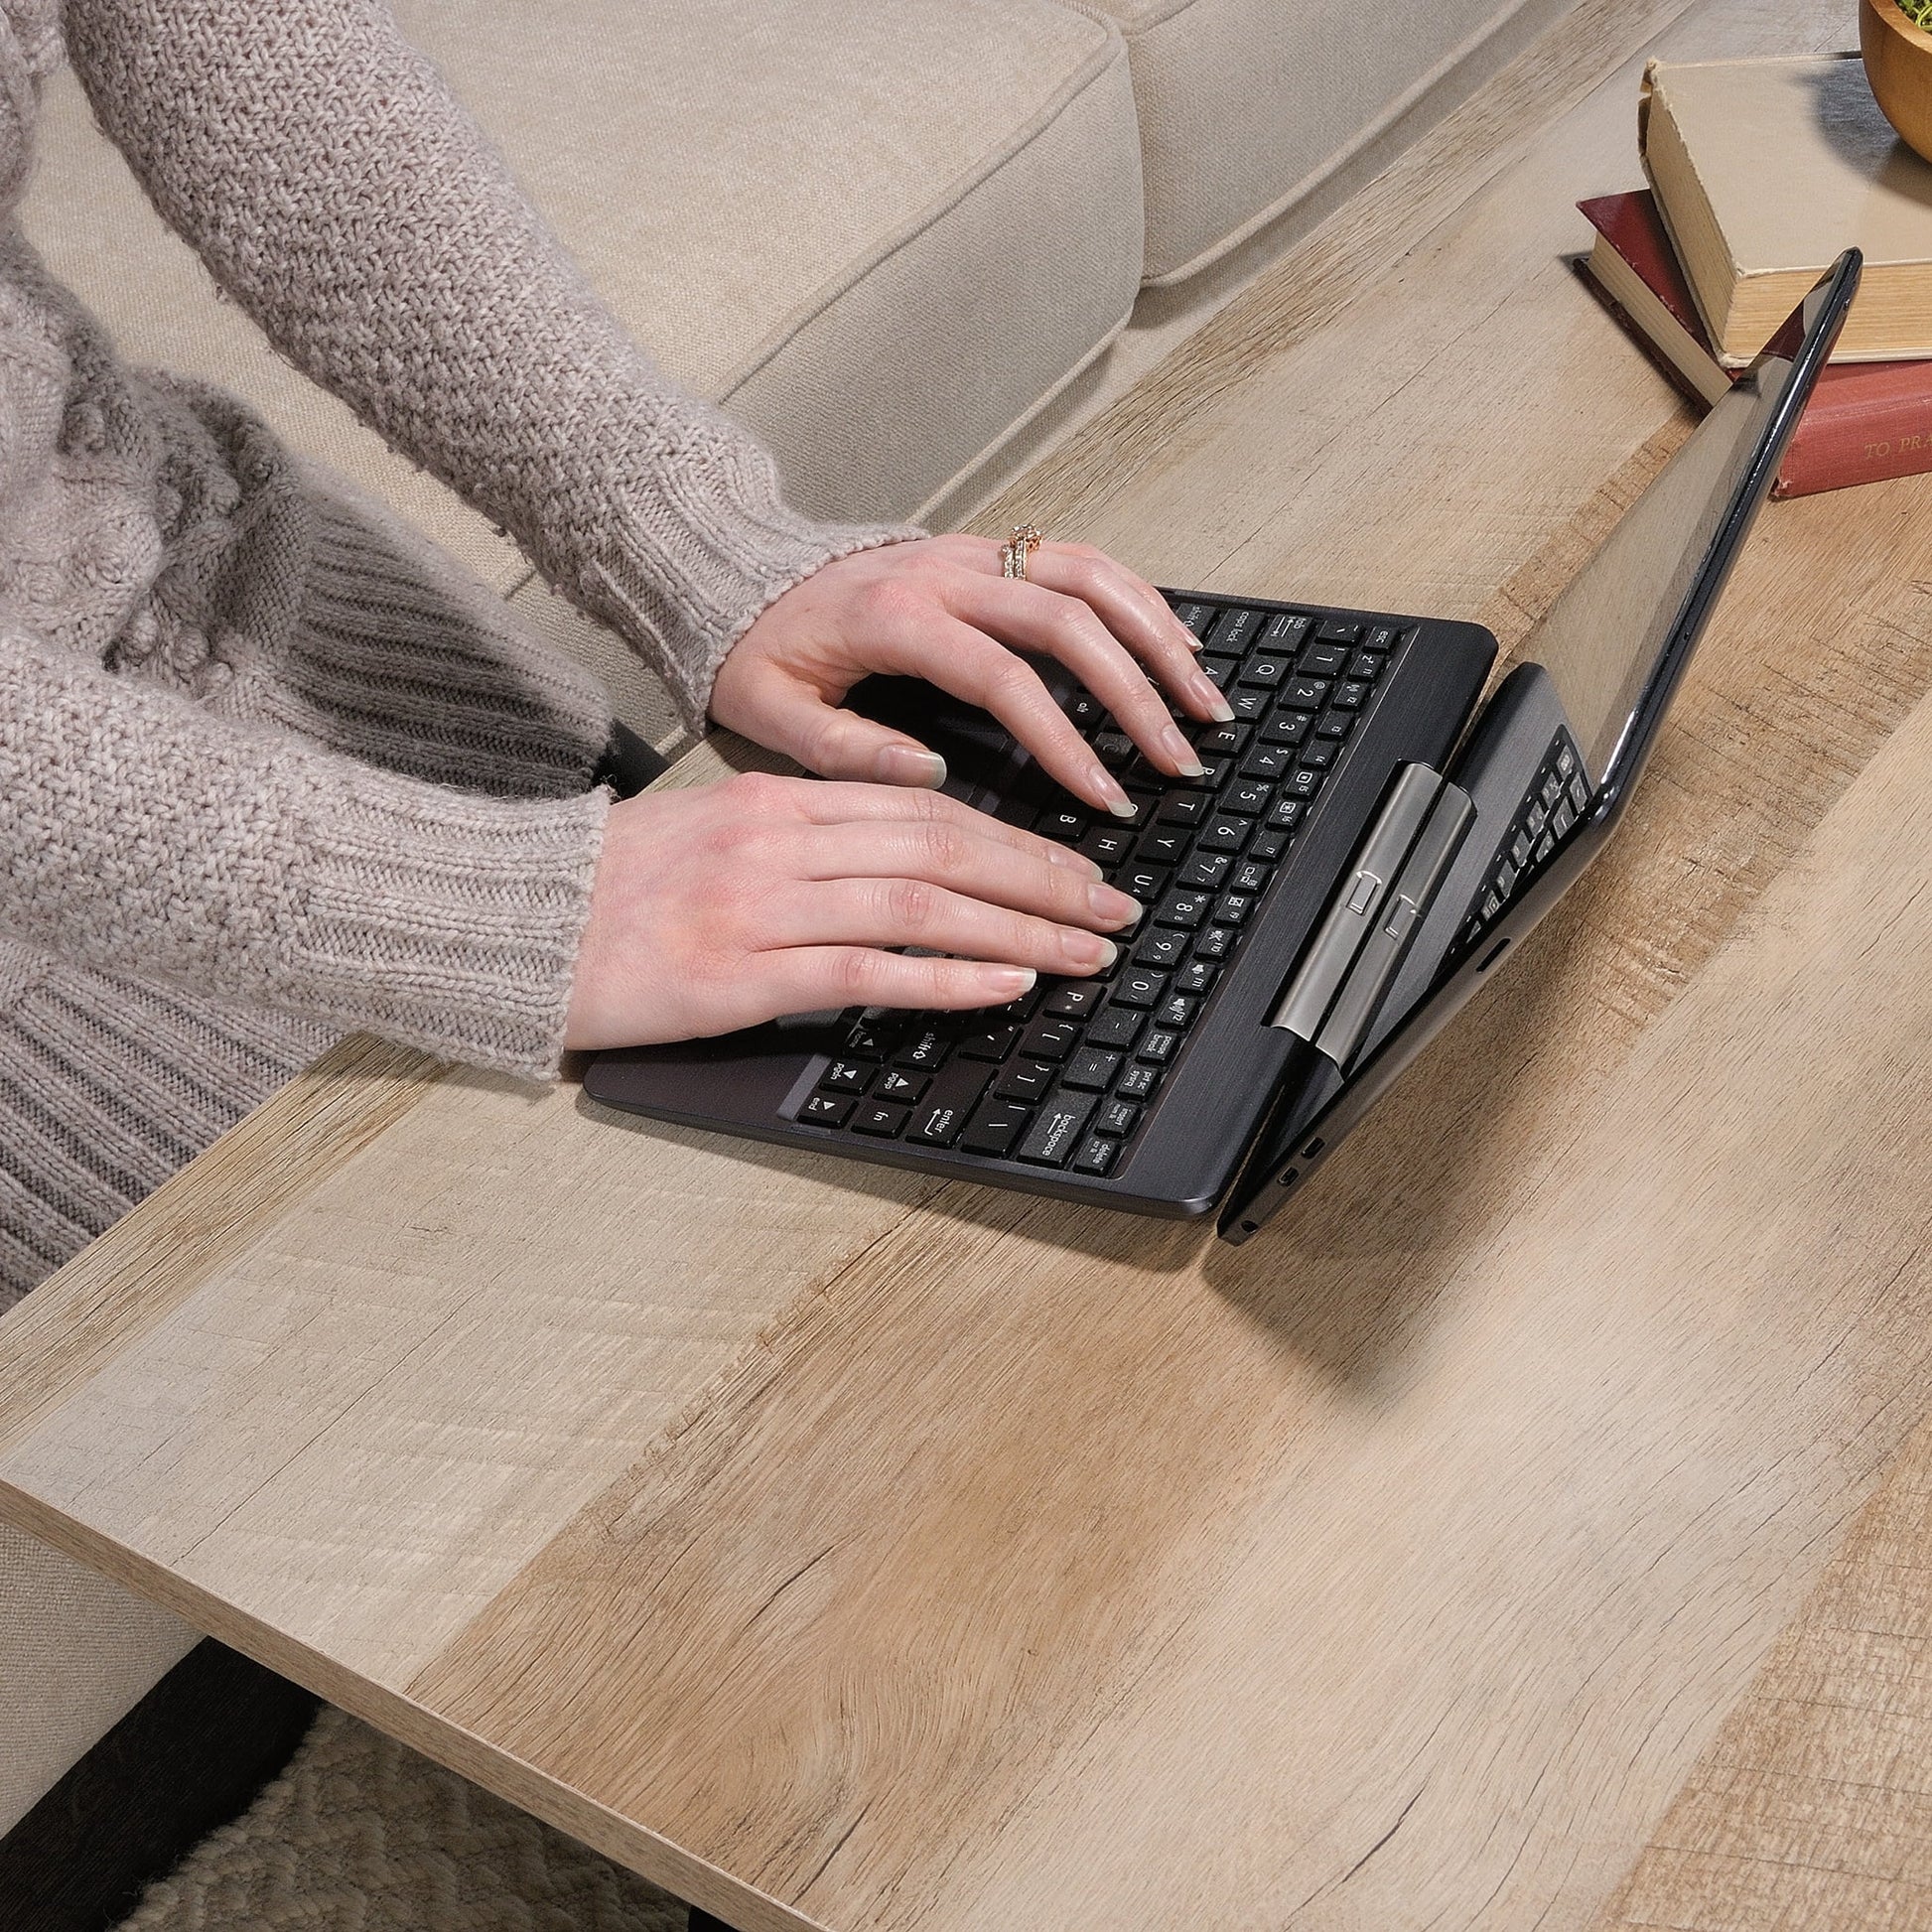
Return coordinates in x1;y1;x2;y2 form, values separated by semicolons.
6;0;1929;1926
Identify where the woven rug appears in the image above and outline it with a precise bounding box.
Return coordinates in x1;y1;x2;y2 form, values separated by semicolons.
111;1705;686;1932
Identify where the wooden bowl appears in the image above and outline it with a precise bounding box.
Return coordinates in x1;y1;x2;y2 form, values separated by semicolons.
1863;0;1932;165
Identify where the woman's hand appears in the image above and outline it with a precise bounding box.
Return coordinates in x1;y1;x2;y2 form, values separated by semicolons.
563;771;1144;1049
708;534;1234;819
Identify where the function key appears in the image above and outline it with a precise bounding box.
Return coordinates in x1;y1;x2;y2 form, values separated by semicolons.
1348;648;1387;680
1237;654;1291;689
1174;959;1217;997
1267;798;1306;831
800;1093;854;1127
1331;679;1372;710
1017;1092;1099;1167
875;1067;928;1103
1540;772;1564;809
1260;612;1312;650
1096;1097;1141;1138
959;1097;1034;1158
1155;994;1197;1031
1284;767;1324;801
1313;619;1363;644
1231;859;1270;895
1299;740;1338;769
1299;641;1350;676
851;1100;909;1137
1312;711;1352;742
1117;1062;1163;1102
1070;1135;1119;1176
1248;829;1291;863
1194;925;1236;961
1556;742;1579;779
1213;891;1256;925
1209;607;1264;654
820;1059;874;1093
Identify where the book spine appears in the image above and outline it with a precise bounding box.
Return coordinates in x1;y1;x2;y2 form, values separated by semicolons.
1776;386;1932;498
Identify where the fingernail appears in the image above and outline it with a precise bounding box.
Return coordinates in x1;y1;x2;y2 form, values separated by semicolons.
1190;673;1235;722
1049;847;1107;880
1089;883;1142;926
1091;765;1136;818
1078;936;1120;972
875;744;947;788
1179;625;1204;652
1159;724;1206;776
987;966;1036;995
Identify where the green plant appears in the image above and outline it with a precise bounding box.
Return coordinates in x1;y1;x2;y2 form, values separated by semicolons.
1897;0;1932;28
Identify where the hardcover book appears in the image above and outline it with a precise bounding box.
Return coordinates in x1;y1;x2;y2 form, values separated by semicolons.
1579;190;1932;498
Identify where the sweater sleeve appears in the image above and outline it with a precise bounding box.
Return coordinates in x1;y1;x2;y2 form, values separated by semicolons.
1;618;607;1079
60;0;920;731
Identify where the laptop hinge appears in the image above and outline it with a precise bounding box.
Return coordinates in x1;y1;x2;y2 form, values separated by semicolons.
1270;763;1474;1067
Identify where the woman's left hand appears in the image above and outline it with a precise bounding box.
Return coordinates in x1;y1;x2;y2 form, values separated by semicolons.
708;534;1235;820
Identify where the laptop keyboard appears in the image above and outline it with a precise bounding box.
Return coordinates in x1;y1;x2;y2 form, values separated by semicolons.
1458;727;1590;950
789;601;1412;1176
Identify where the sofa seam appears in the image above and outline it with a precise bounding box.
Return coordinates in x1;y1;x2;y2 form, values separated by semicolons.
717;15;1139;404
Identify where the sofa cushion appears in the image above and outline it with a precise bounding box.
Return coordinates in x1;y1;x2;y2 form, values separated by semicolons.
18;0;1142;540
1077;0;1538;284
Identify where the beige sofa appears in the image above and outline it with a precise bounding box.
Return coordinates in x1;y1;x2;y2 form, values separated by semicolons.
3;0;1559;1847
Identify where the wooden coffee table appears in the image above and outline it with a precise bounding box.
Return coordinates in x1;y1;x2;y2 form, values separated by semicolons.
7;0;1931;1924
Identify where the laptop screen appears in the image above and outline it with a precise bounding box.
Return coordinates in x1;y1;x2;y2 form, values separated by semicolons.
1528;342;1800;786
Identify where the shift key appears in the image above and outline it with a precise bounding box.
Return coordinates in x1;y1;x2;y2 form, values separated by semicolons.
1016;1090;1098;1167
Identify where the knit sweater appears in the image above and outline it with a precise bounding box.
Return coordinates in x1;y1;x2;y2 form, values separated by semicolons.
0;0;912;1307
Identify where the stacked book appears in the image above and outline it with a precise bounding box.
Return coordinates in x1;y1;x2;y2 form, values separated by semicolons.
1581;51;1932;496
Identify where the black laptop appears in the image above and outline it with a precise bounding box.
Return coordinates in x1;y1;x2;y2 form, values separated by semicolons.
585;255;1858;1239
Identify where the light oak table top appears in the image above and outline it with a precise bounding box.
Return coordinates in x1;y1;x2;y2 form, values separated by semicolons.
9;0;1932;1925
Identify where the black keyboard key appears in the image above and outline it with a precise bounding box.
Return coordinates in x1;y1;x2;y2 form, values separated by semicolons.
906;1061;995;1146
1241;745;1297;780
1154;889;1213;928
1260;612;1311;650
1017;1092;1098;1167
1349;648;1387;679
1363;622;1407;652
843;1022;896;1060
994;1057;1054;1102
960;1097;1034;1158
1174;959;1217;997
1194;924;1235;960
1137;826;1190;866
1063;1048;1122;1092
1210;607;1263;654
1080;825;1135;867
851;1100;909;1138
1199;653;1240;690
1086;1007;1146;1052
1231;859;1270;895
1284;676;1330;709
1133;926;1188;968
1553;799;1577;837
1155;994;1197;1031
1332;679;1372;710
1510;829;1533;867
1312;710;1352;741
1116;1061;1163;1101
1196;723;1249;758
1249;829;1290;863
1137;1029;1179;1065
1527;800;1551;836
1237;654;1291;689
1171;600;1214;637
1214;892;1256;925
1314;619;1363;644
1043;981;1104;1019
1197;815;1250;853
1093;731;1134;768
1229;686;1272;722
1116;862;1170;902
1540;772;1563;809
1284;767;1323;800
1071;1135;1119;1176
1157;792;1209;827
1569;772;1590;811
800;1093;854;1127
1037;808;1089;843
957;1024;1020;1062
875;1067;928;1103
1064;690;1105;731
1534;830;1556;862
1267;798;1306;831
1299;642;1350;676
894;1026;954;1070
1556;742;1578;779
1116;792;1157;828
1225;779;1272;816
1019;1017;1080;1061
983;985;1044;1025
1096;1097;1141;1138
1260;710;1311;745
820;1059;874;1093
1178;851;1231;891
1300;740;1338;769
1112;966;1168;1009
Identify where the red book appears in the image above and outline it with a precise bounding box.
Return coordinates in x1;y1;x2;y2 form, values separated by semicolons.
1578;191;1932;498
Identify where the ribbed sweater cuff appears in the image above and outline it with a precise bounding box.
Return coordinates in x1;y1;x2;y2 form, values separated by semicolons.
291;763;608;1080
581;414;923;732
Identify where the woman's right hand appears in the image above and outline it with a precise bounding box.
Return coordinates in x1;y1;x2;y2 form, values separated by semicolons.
563;771;1144;1050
